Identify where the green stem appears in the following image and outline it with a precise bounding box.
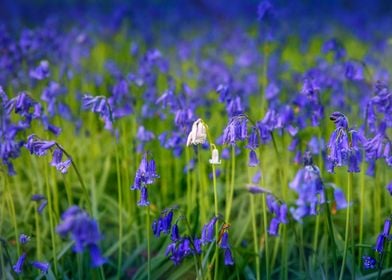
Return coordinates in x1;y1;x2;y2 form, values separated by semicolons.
115;146;123;279
323;186;338;280
225;146;236;222
339;172;353;280
146;206;151;280
5;176;20;255
262;193;270;280
212;164;219;280
250;195;261;280
44;164;58;276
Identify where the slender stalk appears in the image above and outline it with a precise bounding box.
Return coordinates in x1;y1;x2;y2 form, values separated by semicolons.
146;205;151;280
339;172;353;280
262;193;270;280
115;146;123;279
44;163;58;276
4;176;20;255
250;195;261;280
225;146;236;222
212;163;219;280
323;186;338;280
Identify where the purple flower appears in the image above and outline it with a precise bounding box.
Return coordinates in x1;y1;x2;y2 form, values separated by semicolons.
219;232;230;249
38;200;48;214
82;95;113;130
13;252;27;274
29;60;50;80
31;261;50;273
223;115;248;146
224;248;234;266
334;188;348;210
201;217;218;244
131;153;159;190
152;209;173;237
137;187;150;207
88;244;107;268
375;234;385;253
31;194;45;201
362;256;376;270
25;135;55;156
327;112;363;173
56;206;106;267
268;217;280;236
19;234;30;245
171;224;180;242
383;219;391;236
248;150;259;167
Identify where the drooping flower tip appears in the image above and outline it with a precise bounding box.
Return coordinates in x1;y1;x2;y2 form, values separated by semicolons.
13;252;27;274
31;261;50;273
186;118;207;146
247;185;271;195
137;187;150;207
209;148;222;165
19;234;31;245
329;112;348;129
224;248;234;266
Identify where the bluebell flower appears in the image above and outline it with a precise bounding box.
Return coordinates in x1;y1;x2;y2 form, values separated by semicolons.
375;234;385;253
289;153;325;221
82;95;113;130
334;187;349;210
137;187;150;207
171;224;180;242
38;200;48;214
201;217;218;244
322;38;346;60
327;112;364;173
13;252;27;274
224;248;234;266
248;150;259;167
362;256;377;270
31;261;50;273
223;115;248;146
25;135;55;156
131;153;159;191
219;232;230;249
88;244;107;267
383;219;391;236
19;234;30;244
29;60;50;80
152;209;173;237
56;206;106;267
268;217;280;236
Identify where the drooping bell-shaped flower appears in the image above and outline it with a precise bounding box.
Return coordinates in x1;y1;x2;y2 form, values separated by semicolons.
186;119;207;146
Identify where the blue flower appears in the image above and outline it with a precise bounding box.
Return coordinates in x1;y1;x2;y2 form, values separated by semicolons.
152;209;173;237
248;150;259;167
327;112;364;173
19;234;30;245
224;248;234;266
137;187;150;207
56;206;106;267
13;252;27;274
362;256;377;270
82;95;113;130
223;115;248;146
31;261;50;273
201;217;218;244
29;60;50;80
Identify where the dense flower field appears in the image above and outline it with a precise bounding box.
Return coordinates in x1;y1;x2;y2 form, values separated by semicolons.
1;1;392;279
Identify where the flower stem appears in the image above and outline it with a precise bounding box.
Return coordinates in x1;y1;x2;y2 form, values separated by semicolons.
262;193;270;280
225;146;236;222
212;163;219;280
115;145;123;279
146;205;151;280
250;195;261;280
339;172;353;280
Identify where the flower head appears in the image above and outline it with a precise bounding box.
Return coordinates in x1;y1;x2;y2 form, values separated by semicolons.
362;256;377;270
186;118;207;146
13;252;27;274
31;261;50;273
56;206;106;267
